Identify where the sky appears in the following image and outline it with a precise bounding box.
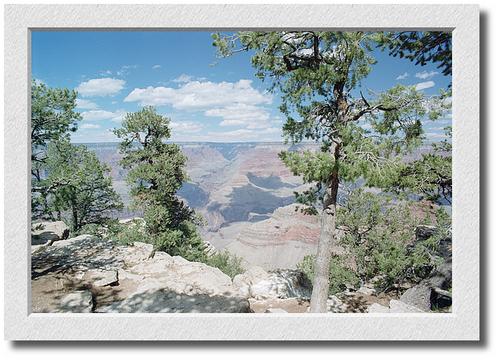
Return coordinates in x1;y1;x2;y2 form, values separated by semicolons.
31;31;452;143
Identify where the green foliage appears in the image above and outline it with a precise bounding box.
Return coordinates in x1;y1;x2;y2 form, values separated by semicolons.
205;251;245;279
44;140;123;231
31;80;81;219
376;31;452;76
337;190;445;289
108;219;148;246
113;106;205;258
390;128;452;204
298;254;360;295
74;223;105;237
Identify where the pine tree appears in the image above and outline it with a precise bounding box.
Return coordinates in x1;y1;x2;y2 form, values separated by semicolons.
31;80;81;218
45;140;123;231
113;106;205;260
213;31;450;311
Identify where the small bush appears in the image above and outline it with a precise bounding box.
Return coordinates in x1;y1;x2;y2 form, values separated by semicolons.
205;251;245;279
74;223;103;237
297;254;359;295
108;219;147;246
337;189;448;290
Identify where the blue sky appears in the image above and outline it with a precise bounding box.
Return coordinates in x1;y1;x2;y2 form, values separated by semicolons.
32;31;452;143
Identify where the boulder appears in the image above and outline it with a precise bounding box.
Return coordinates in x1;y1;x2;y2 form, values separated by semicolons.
50;234;98;248
84;269;118;287
31;221;70;245
233;267;312;299
60;290;93;313
400;284;432;311
98;289;251;313
427;259;452;289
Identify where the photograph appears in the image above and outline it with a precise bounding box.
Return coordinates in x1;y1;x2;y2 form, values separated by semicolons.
29;30;453;315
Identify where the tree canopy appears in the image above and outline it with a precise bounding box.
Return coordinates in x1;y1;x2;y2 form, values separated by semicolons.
45;140;123;230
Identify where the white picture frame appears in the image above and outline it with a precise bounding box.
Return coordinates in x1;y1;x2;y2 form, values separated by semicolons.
4;4;479;341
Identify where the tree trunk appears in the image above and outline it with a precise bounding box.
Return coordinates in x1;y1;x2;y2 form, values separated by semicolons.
309;147;340;313
72;204;79;231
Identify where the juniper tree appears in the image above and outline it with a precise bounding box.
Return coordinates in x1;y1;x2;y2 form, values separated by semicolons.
45;140;123;230
31;80;81;218
214;31;449;312
113;106;205;260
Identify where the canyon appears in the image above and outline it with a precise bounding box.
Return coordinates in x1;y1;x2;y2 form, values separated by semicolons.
88;142;323;270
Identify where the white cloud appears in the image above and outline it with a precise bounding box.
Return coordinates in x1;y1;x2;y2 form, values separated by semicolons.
76;78;125;97
414;81;435;91
124;79;272;110
172;74;193;83
81;109;125;122
152;64;161;70
125;79;274;130
76;98;99;110
205;104;271;129
396;72;409;80
80;123;101;129
415;71;438;80
170;121;203;133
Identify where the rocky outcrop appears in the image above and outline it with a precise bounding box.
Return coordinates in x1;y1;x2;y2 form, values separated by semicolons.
399;225;452;311
31;221;70;245
31;235;250;313
99;289;251;313
233;266;312;300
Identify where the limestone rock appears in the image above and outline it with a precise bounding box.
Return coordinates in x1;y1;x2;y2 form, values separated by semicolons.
84;269;118;287
60;290;93;313
98;289;251;313
399;284;432;311
31;221;70;245
32;234;254;313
